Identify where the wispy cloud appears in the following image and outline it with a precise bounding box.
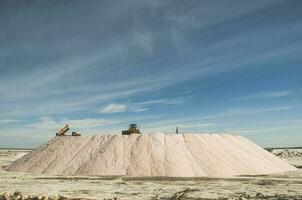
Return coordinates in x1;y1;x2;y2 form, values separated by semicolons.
0;119;20;124
100;103;127;113
221;106;293;116
100;97;187;114
128;97;187;112
238;90;295;100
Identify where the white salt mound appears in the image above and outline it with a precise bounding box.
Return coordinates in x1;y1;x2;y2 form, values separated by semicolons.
5;133;296;177
273;150;302;160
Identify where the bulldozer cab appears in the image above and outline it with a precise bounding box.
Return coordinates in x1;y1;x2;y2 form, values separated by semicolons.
130;124;137;130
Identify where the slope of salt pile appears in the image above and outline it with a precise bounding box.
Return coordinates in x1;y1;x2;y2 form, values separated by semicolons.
5;133;296;177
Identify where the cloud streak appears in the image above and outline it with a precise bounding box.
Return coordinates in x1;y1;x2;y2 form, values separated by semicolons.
100;97;187;114
0;119;20;124
238;90;295;100
100;103;127;113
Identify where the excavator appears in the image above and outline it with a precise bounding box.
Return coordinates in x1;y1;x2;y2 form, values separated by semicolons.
56;124;81;136
122;124;141;135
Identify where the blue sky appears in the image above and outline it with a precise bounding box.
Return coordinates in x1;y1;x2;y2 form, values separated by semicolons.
0;0;302;148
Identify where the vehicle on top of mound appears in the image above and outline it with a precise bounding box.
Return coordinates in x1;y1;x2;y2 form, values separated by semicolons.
56;124;81;137
122;124;141;135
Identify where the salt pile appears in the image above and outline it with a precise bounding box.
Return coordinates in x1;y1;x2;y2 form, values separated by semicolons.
5;133;296;177
273;150;302;160
273;149;302;168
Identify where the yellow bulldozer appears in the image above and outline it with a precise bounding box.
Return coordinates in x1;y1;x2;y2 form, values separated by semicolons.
56;124;81;136
122;124;141;135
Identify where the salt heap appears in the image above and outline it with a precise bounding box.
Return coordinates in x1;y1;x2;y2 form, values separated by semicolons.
5;133;296;177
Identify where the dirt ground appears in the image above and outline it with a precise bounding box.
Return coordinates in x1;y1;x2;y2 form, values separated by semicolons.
1;149;302;200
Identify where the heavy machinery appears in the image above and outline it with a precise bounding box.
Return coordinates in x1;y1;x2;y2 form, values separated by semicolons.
56;124;81;136
72;132;81;136
122;124;141;135
56;124;69;136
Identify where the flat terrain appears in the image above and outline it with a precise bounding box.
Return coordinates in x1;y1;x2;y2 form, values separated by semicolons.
1;149;302;200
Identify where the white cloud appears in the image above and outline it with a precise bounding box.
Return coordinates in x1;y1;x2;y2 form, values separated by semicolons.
221;106;293;116
238;90;294;100
131;97;186;106
0;119;20;124
130;106;149;112
100;97;187;114
100;103;127;113
128;97;187;112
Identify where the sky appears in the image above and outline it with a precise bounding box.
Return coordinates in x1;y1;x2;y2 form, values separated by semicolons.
0;0;302;148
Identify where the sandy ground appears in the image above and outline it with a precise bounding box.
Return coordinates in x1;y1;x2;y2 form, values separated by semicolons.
1;149;302;200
